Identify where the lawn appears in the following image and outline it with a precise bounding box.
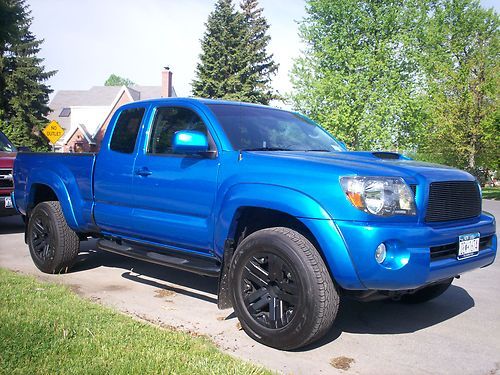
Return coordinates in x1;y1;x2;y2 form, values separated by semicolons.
483;187;500;200
0;268;269;375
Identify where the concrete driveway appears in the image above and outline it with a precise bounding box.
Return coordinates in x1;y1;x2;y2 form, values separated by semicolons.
1;201;499;374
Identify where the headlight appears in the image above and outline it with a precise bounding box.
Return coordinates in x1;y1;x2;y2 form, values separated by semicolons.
340;176;416;216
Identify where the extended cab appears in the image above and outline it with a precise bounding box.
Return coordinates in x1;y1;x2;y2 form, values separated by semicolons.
13;98;497;349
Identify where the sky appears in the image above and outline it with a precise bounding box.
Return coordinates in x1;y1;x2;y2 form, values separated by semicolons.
28;0;306;98
28;0;499;99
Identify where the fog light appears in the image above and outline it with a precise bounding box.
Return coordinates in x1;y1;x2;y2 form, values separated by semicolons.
375;243;387;264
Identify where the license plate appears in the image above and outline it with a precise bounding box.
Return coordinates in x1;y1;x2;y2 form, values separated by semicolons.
458;233;480;260
4;196;13;209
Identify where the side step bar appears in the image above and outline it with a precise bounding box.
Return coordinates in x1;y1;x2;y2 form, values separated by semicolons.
97;239;220;277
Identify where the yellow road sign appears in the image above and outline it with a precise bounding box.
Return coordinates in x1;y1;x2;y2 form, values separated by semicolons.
42;120;64;144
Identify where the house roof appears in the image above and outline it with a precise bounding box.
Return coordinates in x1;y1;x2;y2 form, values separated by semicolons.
64;123;96;146
50;86;124;107
48;86;126;132
129;85;174;100
48;85;174;129
48;83;177;147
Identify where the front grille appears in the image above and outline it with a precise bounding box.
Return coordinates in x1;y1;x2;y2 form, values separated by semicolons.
430;235;493;261
0;169;13;189
425;181;481;222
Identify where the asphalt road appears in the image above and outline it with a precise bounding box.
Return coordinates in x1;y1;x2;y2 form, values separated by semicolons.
1;201;499;374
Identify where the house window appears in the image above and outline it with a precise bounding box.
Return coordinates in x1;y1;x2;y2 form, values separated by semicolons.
59;107;71;117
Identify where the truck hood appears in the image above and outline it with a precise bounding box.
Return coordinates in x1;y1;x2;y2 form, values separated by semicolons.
241;150;474;183
0;152;16;169
228;150;476;222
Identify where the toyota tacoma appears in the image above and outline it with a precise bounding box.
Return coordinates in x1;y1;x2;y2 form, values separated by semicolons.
12;98;497;349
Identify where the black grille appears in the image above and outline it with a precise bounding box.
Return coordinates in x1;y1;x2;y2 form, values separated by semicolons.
425;181;481;222
430;235;493;261
0;169;13;189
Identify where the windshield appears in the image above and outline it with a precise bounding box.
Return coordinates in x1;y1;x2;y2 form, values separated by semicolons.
207;104;344;152
0;131;16;152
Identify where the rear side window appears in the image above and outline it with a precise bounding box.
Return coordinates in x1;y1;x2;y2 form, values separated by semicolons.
110;108;145;153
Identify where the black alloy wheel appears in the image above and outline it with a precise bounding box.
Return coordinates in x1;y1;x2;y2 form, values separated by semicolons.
241;252;300;330
27;201;80;274
230;227;339;350
30;214;54;262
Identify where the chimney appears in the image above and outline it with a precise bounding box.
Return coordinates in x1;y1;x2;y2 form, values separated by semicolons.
161;67;173;97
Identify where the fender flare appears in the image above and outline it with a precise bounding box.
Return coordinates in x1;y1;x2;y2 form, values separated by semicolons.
213;183;365;296
26;168;79;230
213;183;330;256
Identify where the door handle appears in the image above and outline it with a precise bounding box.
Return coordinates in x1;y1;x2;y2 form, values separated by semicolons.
135;168;152;177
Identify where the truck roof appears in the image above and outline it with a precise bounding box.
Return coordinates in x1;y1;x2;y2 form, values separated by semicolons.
130;97;278;110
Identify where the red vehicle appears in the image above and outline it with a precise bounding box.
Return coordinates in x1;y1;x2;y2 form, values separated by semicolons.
0;130;17;216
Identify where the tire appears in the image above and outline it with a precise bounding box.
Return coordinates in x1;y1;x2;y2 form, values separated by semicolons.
27;201;80;274
400;278;453;304
229;227;339;350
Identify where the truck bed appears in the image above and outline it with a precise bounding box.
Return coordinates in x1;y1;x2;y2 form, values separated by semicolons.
13;152;96;232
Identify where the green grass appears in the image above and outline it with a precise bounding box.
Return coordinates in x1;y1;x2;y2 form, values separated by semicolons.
483;187;500;200
0;268;270;375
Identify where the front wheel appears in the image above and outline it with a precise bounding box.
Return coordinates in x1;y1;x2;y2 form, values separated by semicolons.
229;227;339;350
27;201;80;274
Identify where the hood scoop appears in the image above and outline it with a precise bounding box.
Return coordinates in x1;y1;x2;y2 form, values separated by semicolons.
372;152;410;160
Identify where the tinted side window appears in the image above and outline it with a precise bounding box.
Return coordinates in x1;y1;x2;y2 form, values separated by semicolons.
110;108;145;153
148;107;207;154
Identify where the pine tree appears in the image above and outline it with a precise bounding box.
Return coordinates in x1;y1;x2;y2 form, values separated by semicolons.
192;0;248;101
0;0;25;117
0;0;55;150
239;0;278;104
192;0;278;104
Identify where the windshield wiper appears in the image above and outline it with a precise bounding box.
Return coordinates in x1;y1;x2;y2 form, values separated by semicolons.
304;149;332;152
242;147;293;151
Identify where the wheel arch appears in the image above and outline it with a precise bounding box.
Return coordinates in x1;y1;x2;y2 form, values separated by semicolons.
25;172;79;230
214;183;331;258
215;184;365;309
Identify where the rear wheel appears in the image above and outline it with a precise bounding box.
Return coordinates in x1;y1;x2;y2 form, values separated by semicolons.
400;278;453;303
27;201;80;274
229;227;339;350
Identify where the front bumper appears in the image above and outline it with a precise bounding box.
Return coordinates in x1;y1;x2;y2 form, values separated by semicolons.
0;195;16;217
335;213;496;290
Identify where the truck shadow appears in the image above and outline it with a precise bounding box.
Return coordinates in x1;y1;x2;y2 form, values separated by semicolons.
0;215;24;234
73;239;475;349
72;239;218;302
298;285;475;351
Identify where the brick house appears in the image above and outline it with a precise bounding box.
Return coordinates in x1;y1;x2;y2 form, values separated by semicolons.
48;69;175;152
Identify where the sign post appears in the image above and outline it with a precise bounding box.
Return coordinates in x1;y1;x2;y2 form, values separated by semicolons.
42;120;64;152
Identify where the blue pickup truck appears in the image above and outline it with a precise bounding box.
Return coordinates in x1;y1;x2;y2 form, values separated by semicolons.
12;98;497;349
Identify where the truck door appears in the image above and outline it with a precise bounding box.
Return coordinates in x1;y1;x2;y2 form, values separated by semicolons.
93;105;146;236
132;105;219;254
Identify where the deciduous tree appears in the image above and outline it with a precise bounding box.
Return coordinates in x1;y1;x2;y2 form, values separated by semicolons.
291;0;426;151
104;73;135;87
417;0;499;175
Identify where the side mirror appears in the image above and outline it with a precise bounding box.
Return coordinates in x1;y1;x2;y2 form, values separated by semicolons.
172;130;209;154
17;146;32;152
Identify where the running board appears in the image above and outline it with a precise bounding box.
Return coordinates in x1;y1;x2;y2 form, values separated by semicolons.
97;239;220;277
